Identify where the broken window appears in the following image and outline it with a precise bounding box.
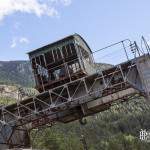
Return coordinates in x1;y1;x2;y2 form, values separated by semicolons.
45;50;54;65
31;58;36;69
33;55;49;84
62;45;68;58
70;43;76;54
62;43;76;58
66;44;72;56
37;64;49;79
56;48;62;60
40;55;46;67
79;46;92;64
68;61;80;74
53;69;61;80
53;48;62;61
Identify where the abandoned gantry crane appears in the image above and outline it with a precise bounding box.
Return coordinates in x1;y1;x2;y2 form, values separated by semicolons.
0;34;150;149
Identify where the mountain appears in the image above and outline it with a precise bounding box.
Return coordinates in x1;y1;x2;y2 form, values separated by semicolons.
0;61;34;87
0;61;112;88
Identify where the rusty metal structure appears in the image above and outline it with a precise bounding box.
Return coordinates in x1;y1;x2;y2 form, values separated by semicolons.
0;34;150;149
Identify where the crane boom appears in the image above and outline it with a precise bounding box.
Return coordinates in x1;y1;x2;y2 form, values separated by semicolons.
0;35;150;149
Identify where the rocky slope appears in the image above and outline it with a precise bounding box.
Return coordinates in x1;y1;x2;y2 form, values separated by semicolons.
0;61;34;87
0;61;112;87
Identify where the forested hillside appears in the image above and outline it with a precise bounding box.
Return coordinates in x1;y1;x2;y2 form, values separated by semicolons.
31;98;150;150
0;61;34;87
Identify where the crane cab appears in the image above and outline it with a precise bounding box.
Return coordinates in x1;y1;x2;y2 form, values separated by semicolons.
28;34;96;92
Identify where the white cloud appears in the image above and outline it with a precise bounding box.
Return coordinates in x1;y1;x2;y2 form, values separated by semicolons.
11;38;17;48
61;0;72;6
0;0;72;22
50;0;72;6
11;37;30;48
13;22;21;30
19;37;29;44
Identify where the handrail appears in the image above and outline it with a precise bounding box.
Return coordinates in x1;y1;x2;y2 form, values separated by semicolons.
141;36;150;54
92;39;132;53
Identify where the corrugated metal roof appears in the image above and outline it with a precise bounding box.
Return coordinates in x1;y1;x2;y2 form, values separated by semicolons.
27;33;92;56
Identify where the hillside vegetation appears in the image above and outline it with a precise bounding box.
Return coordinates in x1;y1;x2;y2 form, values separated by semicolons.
0;61;34;87
31;98;150;150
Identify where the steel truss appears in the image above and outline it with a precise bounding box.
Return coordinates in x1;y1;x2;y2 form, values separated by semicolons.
0;58;142;126
0;38;150;148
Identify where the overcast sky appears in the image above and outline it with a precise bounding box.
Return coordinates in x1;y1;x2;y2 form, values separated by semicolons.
0;0;150;61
